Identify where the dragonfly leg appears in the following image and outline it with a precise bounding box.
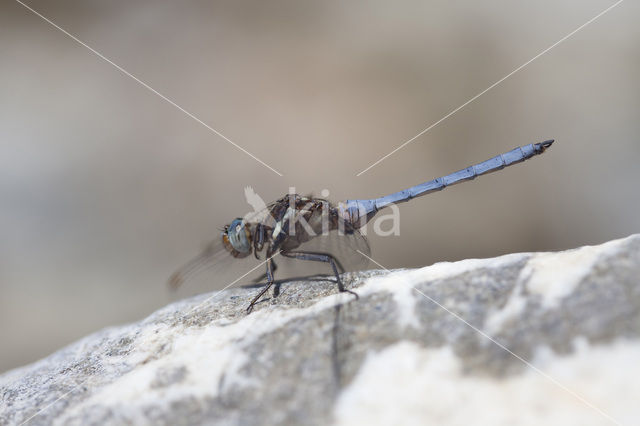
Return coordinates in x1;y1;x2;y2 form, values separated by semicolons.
247;256;275;313
280;251;358;299
253;223;266;260
251;259;278;284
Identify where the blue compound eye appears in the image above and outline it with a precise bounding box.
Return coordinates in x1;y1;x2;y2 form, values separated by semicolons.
228;218;251;253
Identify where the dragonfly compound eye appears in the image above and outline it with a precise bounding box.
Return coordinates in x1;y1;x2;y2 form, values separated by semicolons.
227;218;251;253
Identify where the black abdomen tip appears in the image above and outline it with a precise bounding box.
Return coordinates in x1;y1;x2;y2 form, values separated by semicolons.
535;139;554;152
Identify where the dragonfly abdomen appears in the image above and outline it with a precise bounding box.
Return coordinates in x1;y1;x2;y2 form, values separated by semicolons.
341;140;554;227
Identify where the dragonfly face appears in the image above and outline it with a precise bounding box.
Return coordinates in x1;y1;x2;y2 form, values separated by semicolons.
222;218;253;258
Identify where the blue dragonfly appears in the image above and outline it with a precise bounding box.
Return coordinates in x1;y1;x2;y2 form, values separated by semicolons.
170;140;554;312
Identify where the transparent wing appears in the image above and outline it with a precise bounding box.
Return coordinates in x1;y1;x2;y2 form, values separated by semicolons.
167;237;267;299
167;198;287;294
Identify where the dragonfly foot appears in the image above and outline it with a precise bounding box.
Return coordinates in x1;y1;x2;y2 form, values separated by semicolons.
343;289;359;300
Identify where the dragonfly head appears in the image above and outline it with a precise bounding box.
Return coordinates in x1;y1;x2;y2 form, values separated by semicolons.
222;218;252;258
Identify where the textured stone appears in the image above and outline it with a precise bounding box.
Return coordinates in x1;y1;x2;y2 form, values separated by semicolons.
2;235;639;425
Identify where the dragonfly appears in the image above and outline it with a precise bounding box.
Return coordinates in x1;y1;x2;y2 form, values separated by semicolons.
169;140;554;312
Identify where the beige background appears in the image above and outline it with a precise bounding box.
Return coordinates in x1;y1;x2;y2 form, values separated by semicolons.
1;0;638;372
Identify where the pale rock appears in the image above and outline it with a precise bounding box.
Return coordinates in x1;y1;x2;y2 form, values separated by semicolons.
2;235;639;425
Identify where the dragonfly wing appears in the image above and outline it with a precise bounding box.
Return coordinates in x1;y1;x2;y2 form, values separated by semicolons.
167;237;266;297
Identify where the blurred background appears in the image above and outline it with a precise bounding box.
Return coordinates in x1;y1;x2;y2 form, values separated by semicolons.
1;0;638;373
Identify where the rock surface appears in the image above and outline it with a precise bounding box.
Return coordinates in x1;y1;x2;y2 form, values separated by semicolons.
2;235;640;425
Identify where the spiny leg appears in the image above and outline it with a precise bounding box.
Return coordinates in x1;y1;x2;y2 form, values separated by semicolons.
280;251;358;299
247;256;275;313
251;259;278;284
